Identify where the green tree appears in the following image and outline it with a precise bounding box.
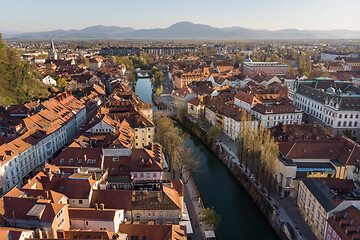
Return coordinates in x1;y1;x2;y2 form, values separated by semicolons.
178;106;187;122
202;207;220;226
207;126;220;146
127;72;136;87
0;37;49;106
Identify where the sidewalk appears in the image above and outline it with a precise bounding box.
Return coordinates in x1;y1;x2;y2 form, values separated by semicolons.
275;194;317;240
182;171;211;240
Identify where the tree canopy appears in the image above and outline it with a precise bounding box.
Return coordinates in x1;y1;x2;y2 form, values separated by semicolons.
0;35;49;106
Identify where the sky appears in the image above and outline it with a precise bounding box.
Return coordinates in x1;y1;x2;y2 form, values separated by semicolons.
1;0;360;32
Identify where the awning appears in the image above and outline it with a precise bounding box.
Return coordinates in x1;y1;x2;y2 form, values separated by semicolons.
205;231;216;239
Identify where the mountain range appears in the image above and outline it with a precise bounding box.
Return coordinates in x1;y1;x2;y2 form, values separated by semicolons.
3;21;360;40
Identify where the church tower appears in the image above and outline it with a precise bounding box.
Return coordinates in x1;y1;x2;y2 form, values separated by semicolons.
49;38;57;60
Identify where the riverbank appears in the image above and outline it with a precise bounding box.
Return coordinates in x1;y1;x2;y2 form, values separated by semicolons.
179;113;287;239
150;92;279;239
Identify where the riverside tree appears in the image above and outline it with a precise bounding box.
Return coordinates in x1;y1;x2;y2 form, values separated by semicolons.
154;112;198;179
236;113;279;196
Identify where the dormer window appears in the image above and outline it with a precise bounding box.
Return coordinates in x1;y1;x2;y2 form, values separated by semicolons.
60;158;64;163
92;159;96;165
113;157;119;162
69;158;73;163
78;158;82;164
87;159;91;165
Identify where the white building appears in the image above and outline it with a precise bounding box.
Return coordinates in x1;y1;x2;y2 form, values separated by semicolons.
42;75;57;86
69;208;124;232
251;103;303;128
288;77;360;138
0;93;86;196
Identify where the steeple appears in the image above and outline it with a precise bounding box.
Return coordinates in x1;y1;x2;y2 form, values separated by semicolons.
49;38;57;60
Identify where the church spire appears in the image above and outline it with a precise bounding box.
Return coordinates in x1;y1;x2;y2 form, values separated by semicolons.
49;37;57;60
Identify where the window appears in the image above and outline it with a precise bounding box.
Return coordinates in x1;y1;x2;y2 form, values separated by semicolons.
343;121;347;127
338;121;341;127
78;158;82;164
140;173;144;178
60;158;64;163
134;173;137;178
79;200;83;204
92;159;96;165
153;173;157;178
350;114;353;118
86;220;88;225
339;114;342;118
87;159;91;165
69;158;73;164
345;114;348;118
113;157;119;162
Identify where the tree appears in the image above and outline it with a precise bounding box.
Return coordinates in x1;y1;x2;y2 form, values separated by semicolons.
202;207;220;226
175;147;200;183
178;106;187;122
152;71;164;89
155;85;163;95
207;126;220;146
0;37;49;106
151;66;159;75
57;78;68;90
127;72;136;87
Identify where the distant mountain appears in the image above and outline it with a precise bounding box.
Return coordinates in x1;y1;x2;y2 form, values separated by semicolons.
7;25;135;39
4;21;360;40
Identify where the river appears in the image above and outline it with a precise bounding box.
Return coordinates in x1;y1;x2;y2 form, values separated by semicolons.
135;77;279;240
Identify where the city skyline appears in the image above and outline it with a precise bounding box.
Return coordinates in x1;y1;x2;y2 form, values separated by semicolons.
1;0;360;32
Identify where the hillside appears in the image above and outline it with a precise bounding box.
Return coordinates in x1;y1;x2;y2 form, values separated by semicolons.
0;34;49;106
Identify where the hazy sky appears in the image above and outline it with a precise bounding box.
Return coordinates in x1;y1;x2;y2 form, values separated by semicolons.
1;0;360;32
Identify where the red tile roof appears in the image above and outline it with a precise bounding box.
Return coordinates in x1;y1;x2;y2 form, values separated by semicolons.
52;147;103;169
131;144;163;172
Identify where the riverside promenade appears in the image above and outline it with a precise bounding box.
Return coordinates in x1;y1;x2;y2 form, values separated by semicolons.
182;170;211;240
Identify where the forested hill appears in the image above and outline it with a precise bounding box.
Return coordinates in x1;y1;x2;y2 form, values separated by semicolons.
0;33;49;107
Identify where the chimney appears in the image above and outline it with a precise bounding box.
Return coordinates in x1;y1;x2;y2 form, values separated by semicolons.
57;229;65;239
92;172;96;180
95;203;98;210
27;179;31;185
44;191;49;199
49;173;53;182
84;154;87;162
100;203;105;210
